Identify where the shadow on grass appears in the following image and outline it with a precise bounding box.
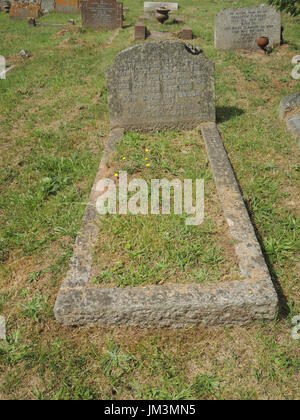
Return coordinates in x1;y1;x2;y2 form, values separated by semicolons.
228;174;290;319
243;199;290;320
216;106;245;123
215;128;289;319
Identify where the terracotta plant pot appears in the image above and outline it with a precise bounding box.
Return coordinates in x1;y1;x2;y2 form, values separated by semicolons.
256;36;269;50
155;7;170;24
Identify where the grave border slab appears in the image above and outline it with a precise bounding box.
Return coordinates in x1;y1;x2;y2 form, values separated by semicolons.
54;123;278;327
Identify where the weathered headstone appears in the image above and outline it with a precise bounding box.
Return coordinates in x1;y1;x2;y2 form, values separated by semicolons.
55;0;79;13
106;41;215;131
41;0;55;11
81;0;123;30
279;92;300;121
215;5;281;50
9;0;41;19
144;2;178;12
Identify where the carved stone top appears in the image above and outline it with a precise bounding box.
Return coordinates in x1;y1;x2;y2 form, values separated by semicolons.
106;41;215;131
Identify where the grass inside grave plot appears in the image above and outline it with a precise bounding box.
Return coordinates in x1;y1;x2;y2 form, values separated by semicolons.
92;130;241;287
0;0;300;401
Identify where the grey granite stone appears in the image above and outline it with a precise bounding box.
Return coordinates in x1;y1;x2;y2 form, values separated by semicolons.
279;92;300;121
286;116;300;145
215;5;281;50
54;280;278;327
106;41;216;131
279;93;300;148
41;0;55;11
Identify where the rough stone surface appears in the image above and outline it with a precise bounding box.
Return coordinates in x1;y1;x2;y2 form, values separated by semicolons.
9;1;41;19
279;92;300;121
41;0;54;11
54;124;278;327
0;0;10;12
279;93;300;148
106;41;216;131
55;0;79;13
215;5;281;50
144;2;178;12
200;123;276;288
286;116;300;145
54;280;278;327
81;0;123;30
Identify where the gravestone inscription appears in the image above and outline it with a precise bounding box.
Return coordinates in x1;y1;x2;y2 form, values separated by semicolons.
41;0;55;11
81;0;123;30
106;41;215;131
215;5;281;50
9;0;41;19
55;0;79;13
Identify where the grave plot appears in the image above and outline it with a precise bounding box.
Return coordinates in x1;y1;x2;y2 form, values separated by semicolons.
54;41;278;327
91;130;241;288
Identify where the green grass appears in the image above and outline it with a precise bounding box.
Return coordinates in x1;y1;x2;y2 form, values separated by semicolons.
92;130;240;287
0;0;300;400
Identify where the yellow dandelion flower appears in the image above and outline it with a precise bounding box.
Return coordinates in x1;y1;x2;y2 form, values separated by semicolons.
145;148;149;153
146;163;150;167
114;172;119;178
145;157;148;161
122;156;126;161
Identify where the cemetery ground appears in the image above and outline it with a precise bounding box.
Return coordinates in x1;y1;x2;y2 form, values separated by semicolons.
0;0;300;400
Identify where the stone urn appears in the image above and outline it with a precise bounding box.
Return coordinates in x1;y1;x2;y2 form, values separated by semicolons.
155;7;170;24
256;36;269;50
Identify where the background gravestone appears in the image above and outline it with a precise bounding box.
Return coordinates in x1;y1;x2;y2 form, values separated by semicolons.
215;5;281;50
55;0;80;13
81;0;123;30
106;41;215;131
41;0;55;11
9;0;41;19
